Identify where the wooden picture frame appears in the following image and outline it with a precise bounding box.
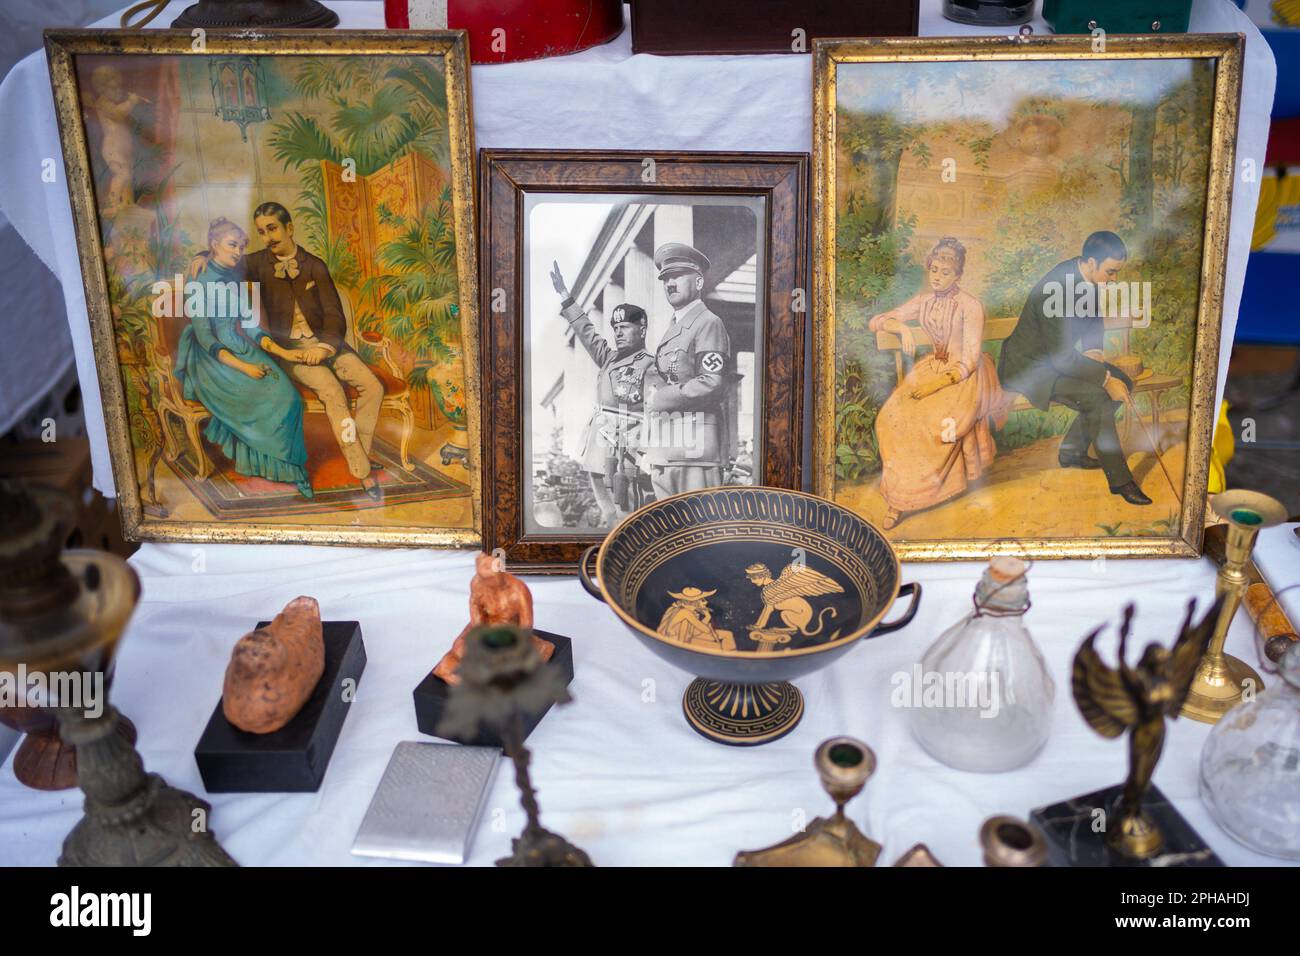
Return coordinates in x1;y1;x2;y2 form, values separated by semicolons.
47;29;481;546
480;150;807;572
812;34;1244;559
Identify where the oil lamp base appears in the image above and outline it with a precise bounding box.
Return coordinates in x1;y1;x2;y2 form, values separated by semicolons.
171;0;339;28
13;715;136;792
56;705;237;867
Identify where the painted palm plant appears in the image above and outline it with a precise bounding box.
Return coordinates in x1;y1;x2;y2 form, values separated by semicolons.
368;193;465;423
265;55;454;363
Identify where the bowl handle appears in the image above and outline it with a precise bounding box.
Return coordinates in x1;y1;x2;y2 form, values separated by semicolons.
578;544;606;603
871;581;922;636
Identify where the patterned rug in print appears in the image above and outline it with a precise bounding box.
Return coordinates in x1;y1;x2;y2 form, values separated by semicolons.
169;413;468;519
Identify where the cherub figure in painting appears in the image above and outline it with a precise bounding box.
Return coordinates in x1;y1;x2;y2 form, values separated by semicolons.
86;65;149;213
867;238;1009;530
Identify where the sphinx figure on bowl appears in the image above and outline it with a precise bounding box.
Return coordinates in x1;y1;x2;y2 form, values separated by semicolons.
867;237;1008;530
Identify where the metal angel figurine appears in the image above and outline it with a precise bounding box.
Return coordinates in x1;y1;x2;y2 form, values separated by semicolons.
1072;597;1224;859
744;561;844;650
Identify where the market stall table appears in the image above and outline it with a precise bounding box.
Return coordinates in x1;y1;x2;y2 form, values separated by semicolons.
0;541;1294;866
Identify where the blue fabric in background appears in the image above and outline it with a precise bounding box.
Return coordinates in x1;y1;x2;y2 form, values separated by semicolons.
1238;252;1300;345
1232;0;1300;117
1261;30;1300;116
1232;1;1298;346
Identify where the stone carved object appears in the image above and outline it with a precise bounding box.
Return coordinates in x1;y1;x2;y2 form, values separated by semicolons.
433;553;554;686
222;596;324;734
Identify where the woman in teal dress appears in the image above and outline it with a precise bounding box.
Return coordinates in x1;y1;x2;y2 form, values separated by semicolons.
175;217;313;499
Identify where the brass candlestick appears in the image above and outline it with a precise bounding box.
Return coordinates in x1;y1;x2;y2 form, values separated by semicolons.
734;737;882;867
1182;490;1287;724
437;624;591;867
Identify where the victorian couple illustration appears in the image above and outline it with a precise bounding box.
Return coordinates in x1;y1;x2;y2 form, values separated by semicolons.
867;230;1148;530
173;201;385;501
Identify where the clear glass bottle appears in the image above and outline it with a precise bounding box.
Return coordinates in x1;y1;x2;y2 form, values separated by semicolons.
942;0;1036;26
909;557;1054;772
1199;642;1300;860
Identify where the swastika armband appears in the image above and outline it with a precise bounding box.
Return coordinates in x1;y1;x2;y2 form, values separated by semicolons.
698;351;725;374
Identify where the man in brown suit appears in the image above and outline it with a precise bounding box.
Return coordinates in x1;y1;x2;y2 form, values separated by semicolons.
248;202;384;498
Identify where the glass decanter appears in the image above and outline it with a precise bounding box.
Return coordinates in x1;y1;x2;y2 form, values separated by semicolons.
1199;642;1300;860
909;557;1054;772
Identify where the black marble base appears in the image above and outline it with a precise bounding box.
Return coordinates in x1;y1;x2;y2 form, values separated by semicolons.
194;621;366;793
1030;783;1223;867
414;630;573;747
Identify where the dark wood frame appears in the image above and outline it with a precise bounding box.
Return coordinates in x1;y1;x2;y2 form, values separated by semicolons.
480;150;808;573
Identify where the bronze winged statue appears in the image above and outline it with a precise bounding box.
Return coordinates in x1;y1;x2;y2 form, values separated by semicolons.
1072;596;1224;859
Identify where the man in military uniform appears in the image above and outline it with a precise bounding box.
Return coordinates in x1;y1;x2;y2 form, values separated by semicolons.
550;261;656;526
643;242;732;498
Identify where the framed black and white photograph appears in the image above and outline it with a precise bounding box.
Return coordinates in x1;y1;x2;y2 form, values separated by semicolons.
481;151;808;572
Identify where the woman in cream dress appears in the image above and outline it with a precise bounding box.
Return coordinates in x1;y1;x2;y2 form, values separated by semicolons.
868;237;1008;529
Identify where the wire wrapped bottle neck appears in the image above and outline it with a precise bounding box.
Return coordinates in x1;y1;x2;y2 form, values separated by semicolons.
972;568;1030;618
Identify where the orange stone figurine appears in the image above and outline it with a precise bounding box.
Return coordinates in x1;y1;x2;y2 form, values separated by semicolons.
222;596;326;734
433;553;554;686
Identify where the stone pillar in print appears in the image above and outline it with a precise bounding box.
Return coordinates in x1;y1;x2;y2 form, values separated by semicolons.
623;243;661;351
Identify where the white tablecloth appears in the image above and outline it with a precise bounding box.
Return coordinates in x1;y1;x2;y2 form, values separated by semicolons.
0;0;1277;496
1;541;1295;866
0;0;1291;868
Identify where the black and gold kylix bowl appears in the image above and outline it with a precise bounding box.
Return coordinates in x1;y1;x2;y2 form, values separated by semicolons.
579;487;921;746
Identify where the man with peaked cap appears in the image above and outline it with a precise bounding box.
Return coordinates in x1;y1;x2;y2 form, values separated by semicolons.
550;261;656;526
644;241;732;498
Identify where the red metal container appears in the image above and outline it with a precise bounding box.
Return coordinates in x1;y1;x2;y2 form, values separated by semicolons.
385;0;625;63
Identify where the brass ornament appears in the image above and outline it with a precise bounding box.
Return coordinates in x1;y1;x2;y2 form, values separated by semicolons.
979;816;1046;867
734;737;882;866
892;843;943;867
1182;490;1287;723
1072;599;1223;860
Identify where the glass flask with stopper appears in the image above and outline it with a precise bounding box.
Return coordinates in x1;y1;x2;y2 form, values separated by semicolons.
910;556;1054;772
1199;641;1300;860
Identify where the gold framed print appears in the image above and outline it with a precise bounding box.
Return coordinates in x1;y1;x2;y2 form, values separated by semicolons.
812;33;1244;559
46;29;481;546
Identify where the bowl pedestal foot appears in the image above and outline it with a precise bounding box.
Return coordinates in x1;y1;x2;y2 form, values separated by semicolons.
682;679;804;746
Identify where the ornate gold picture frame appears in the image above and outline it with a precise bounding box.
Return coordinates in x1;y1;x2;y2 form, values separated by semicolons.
812;34;1244;560
47;29;481;547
